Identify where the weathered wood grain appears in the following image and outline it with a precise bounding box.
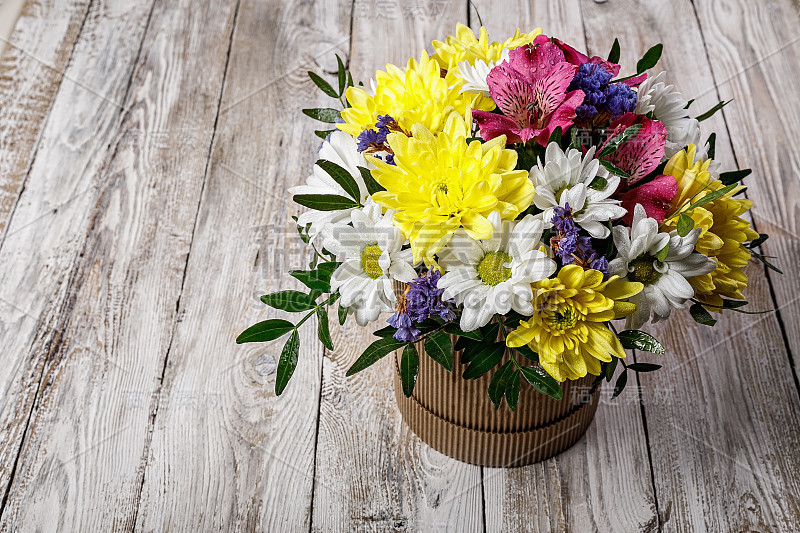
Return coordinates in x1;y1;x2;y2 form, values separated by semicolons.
0;0;242;530
0;0;90;240
0;0;26;58
693;0;800;389
582;0;800;530
310;2;486;532
0;0;796;530
0;0;156;521
133;0;351;530
472;2;659;531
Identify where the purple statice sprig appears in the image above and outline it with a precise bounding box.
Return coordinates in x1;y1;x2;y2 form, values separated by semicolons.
568;62;637;123
550;203;610;277
356;114;402;165
387;270;456;343
387;310;421;343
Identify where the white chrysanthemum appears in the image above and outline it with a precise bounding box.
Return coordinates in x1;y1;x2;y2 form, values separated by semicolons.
326;200;417;326
609;204;716;329
530;143;626;238
635;71;701;159
288;130;370;241
437;212;557;332
454;49;509;96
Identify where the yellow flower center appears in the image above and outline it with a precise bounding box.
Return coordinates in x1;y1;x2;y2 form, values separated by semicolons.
361;244;384;279
545;305;579;331
477;251;512;286
628;256;661;284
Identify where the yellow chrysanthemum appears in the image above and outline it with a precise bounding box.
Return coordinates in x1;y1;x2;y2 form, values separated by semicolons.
431;23;542;70
370;110;534;265
338;50;471;137
506;266;643;382
661;145;759;309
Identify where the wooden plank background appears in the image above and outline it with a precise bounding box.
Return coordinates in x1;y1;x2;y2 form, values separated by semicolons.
0;0;797;531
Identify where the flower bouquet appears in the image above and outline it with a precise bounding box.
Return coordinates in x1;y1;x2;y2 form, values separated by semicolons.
238;25;775;465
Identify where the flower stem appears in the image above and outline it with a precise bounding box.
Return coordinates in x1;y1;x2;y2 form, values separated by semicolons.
295;292;339;329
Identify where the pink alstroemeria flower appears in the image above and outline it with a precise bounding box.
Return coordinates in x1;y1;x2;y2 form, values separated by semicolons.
618;174;678;225
601;112;668;186
472;42;585;146
600;112;675;223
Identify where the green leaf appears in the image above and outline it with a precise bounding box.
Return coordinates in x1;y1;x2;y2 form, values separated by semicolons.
690;302;717;326
415;319;441;335
570;127;581;150
588;175;608;191
335;54;346;96
719;169;751;186
683;183;738;212
598;123;642;158
461;323;499;363
346;337;406;376
338;304;348;325
455;335;475;353
425;331;453;371
677;213;695;237
506;370;520;410
605;357;618;382
290;268;333;293
317;159;361;201
599;159;631;179
275;330;300;395
488;361;514;408
503;311;528;327
373;325;396;338
617;330;666;354
260;290;317;312
462;342;505;379
307;71;338;98
236;319;295;344
636;43;663;73
548;126;562;146
656;242;670;263
612;369;628;399
315;129;335;140
607;38;621;64
444;323;482;340
627;362;662;372
316;307;334;350
721;298;749;309
747;233;768;249
513;344;539;362
695;99;731;122
685;98;694;109
750;250;783;274
293;194;359;211
706;132;716;160
520;366;563;400
357;166;386;195
316;261;340;273
302;107;341;123
400;343;419;397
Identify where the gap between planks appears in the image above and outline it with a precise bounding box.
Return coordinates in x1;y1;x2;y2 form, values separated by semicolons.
126;0;243;526
0;0;96;520
687;0;800;404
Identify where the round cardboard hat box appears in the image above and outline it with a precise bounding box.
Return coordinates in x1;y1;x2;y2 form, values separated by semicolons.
392;333;601;467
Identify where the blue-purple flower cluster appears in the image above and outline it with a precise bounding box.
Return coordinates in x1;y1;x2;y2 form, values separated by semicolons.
356;114;397;164
388;270;455;342
551;204;609;275
569;63;637;122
